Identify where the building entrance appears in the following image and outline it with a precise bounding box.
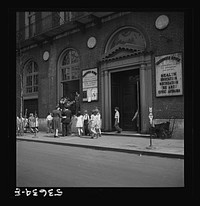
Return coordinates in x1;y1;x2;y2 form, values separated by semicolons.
111;69;140;131
62;80;79;114
24;99;38;117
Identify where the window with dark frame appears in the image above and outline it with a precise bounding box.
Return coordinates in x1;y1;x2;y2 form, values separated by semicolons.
24;61;38;94
60;49;80;82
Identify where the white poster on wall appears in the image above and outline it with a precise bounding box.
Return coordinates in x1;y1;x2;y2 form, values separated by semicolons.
155;53;183;97
82;68;98;102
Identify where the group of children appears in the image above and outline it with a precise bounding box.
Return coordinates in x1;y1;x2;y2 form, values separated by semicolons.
75;108;102;138
46;108;102;138
16;113;39;136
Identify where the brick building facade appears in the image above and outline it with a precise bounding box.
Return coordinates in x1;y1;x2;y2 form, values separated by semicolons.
16;11;184;138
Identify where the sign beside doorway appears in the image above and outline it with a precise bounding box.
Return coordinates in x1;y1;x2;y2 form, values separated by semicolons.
155;53;183;97
82;68;98;102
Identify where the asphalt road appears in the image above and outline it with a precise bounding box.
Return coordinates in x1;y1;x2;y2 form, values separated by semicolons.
16;140;184;187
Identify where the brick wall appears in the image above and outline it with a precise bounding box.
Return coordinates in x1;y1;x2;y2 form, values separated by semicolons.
18;12;184;135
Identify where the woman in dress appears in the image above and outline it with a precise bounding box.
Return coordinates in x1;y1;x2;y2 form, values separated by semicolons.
52;105;62;137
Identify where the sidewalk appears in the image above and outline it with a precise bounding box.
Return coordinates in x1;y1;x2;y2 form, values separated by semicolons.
16;131;184;159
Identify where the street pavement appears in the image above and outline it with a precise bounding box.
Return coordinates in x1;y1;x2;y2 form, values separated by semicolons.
16;131;184;159
17;141;184;187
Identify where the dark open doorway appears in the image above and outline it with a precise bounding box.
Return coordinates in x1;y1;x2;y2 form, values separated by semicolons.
111;69;140;131
62;80;79;114
24;99;38;117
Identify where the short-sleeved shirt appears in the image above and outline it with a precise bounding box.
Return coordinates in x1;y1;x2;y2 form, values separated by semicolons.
115;111;120;123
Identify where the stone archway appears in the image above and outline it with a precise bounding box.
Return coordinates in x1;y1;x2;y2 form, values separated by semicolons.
100;26;153;133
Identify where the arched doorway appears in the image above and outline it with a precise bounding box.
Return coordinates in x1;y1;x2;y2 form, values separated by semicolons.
100;26;152;133
111;69;140;131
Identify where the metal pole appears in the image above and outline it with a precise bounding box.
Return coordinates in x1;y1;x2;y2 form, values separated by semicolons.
33;111;37;137
146;107;156;149
150;132;152;147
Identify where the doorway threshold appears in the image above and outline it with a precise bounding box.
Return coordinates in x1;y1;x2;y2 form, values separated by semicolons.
102;131;150;138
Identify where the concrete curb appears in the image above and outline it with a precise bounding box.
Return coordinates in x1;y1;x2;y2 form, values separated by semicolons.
17;137;184;159
101;132;150;138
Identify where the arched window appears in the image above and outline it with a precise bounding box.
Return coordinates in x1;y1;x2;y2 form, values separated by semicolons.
24;60;38;94
60;49;80;82
57;48;80;104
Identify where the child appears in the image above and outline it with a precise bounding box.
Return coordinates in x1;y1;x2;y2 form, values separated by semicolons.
95;108;102;137
90;110;96;138
17;114;25;136
28;113;35;133
83;110;90;136
35;113;39;132
16;116;20;136
90;108;101;138
46;112;53;133
114;107;122;133
76;111;84;137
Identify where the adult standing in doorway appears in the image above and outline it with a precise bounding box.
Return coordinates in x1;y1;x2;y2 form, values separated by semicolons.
132;109;139;132
114;107;122;133
75;92;80;115
52;105;62;137
61;107;72;136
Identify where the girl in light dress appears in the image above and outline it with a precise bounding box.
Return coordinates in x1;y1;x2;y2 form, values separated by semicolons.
90;108;102;138
76;111;84;137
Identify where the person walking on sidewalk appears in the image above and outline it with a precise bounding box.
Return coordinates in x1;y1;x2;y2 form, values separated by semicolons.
114;107;122;133
52;105;62;137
